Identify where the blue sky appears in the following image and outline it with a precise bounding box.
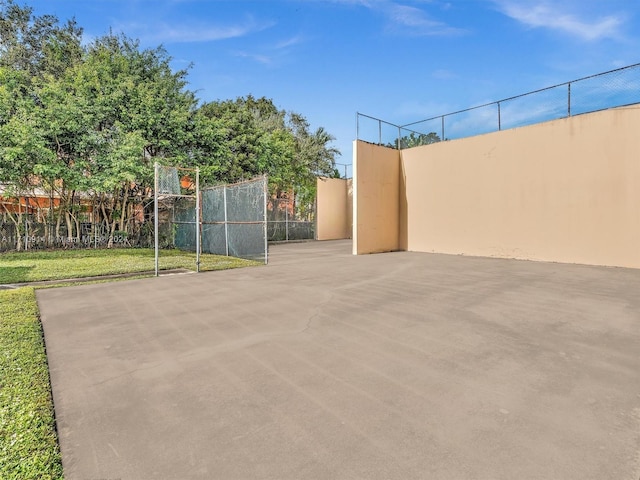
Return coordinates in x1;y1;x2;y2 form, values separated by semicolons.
25;0;640;176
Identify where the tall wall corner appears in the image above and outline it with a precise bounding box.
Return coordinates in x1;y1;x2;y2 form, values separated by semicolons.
352;140;402;255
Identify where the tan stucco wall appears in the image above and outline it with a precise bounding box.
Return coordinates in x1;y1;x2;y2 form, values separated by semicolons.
316;177;351;240
346;178;353;239
401;106;640;268
353;140;401;254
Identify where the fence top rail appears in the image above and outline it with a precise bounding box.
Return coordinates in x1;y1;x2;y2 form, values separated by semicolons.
356;112;430;138
400;61;640;128
356;111;401;128
156;165;198;172
202;175;267;190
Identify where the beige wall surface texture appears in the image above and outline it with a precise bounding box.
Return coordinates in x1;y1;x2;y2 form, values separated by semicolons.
353;141;401;254
401;106;640;268
316;177;351;241
346;178;354;240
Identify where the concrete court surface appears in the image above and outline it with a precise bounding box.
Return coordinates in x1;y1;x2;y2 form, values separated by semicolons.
37;240;640;480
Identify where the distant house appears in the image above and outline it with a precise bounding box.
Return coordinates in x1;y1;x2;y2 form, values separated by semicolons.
0;185;65;222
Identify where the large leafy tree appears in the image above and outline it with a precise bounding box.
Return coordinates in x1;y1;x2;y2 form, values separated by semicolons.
38;33;198;243
194;95;338;195
195;96;275;183
396;131;441;149
0;0;81;248
0;2;340;249
0;66;53;249
0;0;82;79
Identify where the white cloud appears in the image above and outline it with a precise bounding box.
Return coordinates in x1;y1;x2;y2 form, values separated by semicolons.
325;0;464;36
388;4;464;35
494;0;625;41
232;35;306;67
117;17;274;44
325;0;377;6
158;24;262;43
275;35;305;49
431;68;458;80
234;51;273;65
394;99;454;120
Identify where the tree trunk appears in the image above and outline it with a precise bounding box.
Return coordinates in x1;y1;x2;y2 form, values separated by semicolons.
107;196;120;248
2;205;23;251
15;211;23;251
119;186;129;233
64;210;73;244
107;217;118;248
56;186;70;241
100;196;110;244
55;211;62;240
68;190;77;242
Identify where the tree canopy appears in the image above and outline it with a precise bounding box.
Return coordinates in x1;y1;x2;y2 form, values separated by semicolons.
395;131;441;149
0;0;339;249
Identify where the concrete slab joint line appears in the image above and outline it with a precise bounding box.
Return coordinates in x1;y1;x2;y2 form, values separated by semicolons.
2;268;193;288
37;240;640;480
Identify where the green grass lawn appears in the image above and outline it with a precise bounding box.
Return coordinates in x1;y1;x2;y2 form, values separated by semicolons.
0;248;261;284
0;287;63;480
0;248;261;479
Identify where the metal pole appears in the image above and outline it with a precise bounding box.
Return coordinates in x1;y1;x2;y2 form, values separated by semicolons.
497;102;501;130
398;126;401;149
154;162;159;277
223;184;229;257
195;167;200;272
24;199;28;250
285;197;289;241
567;82;571;116
314;190;318;241
441;116;445;141
263;175;268;265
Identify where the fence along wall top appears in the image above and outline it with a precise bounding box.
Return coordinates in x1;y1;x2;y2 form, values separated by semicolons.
400;61;640;129
357;61;640;145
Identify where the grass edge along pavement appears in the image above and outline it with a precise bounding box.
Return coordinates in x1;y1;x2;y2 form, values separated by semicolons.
0;287;63;480
0;248;261;284
0;249;262;479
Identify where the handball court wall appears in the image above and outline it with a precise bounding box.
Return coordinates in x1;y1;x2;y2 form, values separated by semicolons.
316;177;353;241
353;105;640;269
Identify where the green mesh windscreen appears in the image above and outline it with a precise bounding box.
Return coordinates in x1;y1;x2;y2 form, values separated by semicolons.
200;177;267;261
157;166;181;195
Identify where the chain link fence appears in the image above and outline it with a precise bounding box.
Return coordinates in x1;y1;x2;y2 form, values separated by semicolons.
267;195;315;242
1;175;317;253
0;218;148;252
358;62;640;147
166;176;268;262
201;177;267;261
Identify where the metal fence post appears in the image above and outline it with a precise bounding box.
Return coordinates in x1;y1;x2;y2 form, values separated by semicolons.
568;82;571;116
441;116;445;142
195;167;200;272
285;198;289;241
223;185;229;257
497;102;502;130
154;162;159;277
263;175;268;265
24;208;28;250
